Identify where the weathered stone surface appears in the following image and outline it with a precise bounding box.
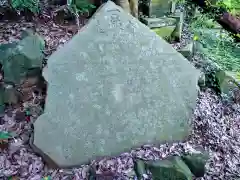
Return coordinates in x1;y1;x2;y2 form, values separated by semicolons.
33;1;200;167
140;17;177;28
170;11;184;42
145;156;193;179
149;0;173;17
139;0;174;18
170;1;176;14
0;32;44;84
152;26;176;41
140;17;177;41
215;70;240;96
181;153;209;178
134;153;208;179
178;42;194;60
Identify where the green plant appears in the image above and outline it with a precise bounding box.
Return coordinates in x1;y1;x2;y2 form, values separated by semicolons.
66;0;95;31
193;29;240;72
216;0;240;15
0;131;12;143
10;0;40;14
67;0;95;15
190;15;217;29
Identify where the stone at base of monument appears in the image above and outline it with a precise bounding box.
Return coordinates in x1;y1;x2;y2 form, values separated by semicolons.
178;42;194;60
139;17;177;28
139;15;184;42
169;11;184;42
140;17;177;41
151;26;176;41
32;1;200;167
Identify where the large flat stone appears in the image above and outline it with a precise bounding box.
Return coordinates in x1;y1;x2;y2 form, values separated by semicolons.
139;17;177;42
149;0;173;17
138;0;174;18
139;17;177;28
33;1;200;167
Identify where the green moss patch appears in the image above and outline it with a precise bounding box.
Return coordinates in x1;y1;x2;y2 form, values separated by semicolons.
152;26;176;41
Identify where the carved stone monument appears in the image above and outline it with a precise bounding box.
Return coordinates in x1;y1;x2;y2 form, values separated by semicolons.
32;1;200;167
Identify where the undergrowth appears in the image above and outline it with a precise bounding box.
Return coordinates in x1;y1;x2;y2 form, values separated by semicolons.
0;0;95;16
217;0;240;16
190;14;240;72
11;0;40;14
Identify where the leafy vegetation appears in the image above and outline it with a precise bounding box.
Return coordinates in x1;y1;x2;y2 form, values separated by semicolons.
0;131;12;140
187;0;240;72
190;15;219;29
192;28;240;72
216;0;240;15
10;0;40;14
0;131;12;146
187;0;240;96
0;0;96;18
67;0;95;15
66;0;95;30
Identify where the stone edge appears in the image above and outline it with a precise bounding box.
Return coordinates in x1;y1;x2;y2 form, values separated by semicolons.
29;132;191;168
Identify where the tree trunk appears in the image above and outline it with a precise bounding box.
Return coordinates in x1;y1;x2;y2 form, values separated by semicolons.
189;0;240;42
115;0;131;14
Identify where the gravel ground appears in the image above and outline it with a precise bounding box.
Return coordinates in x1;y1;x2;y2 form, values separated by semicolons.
1;7;240;180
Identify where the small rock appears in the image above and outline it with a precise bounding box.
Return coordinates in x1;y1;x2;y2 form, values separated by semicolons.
178;42;194;60
181;153;209;177
145;156;193;179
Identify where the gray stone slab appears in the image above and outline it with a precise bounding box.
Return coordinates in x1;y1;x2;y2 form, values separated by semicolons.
149;0;173;17
33;1;200;167
140;17;177;28
169;11;184;42
178;42;194;60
